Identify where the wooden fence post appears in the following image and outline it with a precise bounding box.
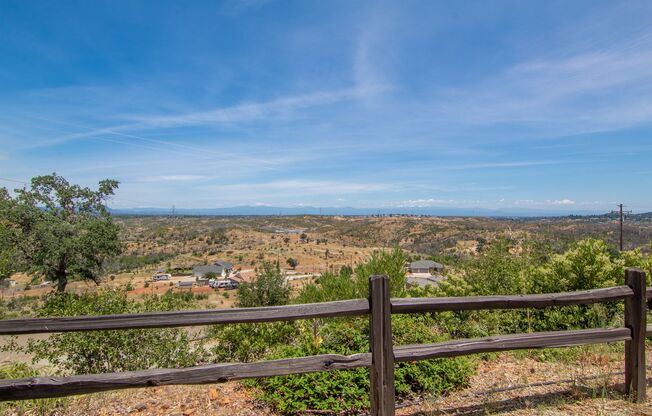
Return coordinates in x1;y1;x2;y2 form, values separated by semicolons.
624;268;646;402
369;275;395;416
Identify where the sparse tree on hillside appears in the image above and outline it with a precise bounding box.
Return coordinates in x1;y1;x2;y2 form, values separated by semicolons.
237;261;289;307
286;257;298;270
0;174;122;292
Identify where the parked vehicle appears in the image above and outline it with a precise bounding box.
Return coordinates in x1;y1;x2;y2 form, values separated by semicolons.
209;279;239;290
153;273;171;281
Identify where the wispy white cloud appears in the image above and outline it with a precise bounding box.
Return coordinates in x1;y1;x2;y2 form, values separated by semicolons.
514;199;580;206
432;161;562;171
220;0;277;15
125;86;387;129
550;199;575;205
204;180;394;196
398;198;457;207
139;175;209;182
432;24;652;135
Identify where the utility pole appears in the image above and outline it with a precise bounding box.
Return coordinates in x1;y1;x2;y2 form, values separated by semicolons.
619;204;624;251
612;204;632;251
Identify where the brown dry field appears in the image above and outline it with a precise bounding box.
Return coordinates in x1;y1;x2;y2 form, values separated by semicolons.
5;214;652;302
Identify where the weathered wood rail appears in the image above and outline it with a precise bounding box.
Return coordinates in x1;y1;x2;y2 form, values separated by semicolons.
0;268;648;415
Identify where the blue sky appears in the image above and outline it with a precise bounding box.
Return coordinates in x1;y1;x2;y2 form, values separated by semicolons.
1;0;651;212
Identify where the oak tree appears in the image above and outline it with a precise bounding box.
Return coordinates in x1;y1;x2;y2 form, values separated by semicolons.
0;174;122;292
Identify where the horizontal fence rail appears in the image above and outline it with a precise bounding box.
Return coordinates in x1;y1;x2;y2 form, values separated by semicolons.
394;327;631;361
392;286;634;313
0;328;631;401
0;286;635;335
0;353;373;401
0;268;648;415
0;299;370;335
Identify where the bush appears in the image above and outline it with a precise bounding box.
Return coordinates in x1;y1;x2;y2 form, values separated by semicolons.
252;316;473;413
237;262;289;307
0;362;66;414
209;322;298;363
296;248;408;304
10;290;206;374
412;238;649;337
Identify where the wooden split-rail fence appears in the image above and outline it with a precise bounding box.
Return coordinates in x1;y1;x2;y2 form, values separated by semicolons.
0;268;649;415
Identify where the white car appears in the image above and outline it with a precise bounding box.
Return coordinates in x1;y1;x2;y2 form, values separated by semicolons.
209;279;239;289
153;273;172;281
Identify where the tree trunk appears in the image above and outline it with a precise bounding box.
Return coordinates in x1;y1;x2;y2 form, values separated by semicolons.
56;264;68;293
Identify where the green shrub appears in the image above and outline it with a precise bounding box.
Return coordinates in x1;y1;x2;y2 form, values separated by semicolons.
237;262;289;307
209;322;298;363
9;290;206;375
0;362;66;414
251;316;473;413
412;238;645;337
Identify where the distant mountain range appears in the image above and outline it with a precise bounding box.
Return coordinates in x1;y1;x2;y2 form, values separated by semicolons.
108;205;637;218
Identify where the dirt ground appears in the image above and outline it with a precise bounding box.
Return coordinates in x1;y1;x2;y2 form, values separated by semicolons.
400;352;652;416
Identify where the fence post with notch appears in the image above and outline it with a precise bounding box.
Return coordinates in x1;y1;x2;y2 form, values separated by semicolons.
369;275;396;416
624;268;646;402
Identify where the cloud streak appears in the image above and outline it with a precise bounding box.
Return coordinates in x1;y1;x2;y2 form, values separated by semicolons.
431;23;652;135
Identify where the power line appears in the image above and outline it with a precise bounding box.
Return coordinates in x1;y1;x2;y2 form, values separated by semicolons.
0;177;28;185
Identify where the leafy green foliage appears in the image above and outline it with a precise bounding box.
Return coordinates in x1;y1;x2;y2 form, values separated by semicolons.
296;267;358;303
0;362;66;414
412;238;651;338
208;322;298;363
0;208;16;280
9;290;205;374
204;271;218;279
252;315;473;413
0;174;122;292
237;261;290;307
353;246;408;297
286;257;298;269
297;247;408;304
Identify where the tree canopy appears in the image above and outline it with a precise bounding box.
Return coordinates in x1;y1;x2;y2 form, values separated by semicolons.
237;261;290;307
286;257;298;269
0;174;122;292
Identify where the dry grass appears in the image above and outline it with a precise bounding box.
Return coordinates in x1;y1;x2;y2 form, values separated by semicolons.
400;350;652;416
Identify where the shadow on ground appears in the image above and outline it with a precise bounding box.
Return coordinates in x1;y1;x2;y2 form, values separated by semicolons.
404;383;630;416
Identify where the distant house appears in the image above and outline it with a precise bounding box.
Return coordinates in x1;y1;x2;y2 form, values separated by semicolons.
227;273;244;284
192;260;234;278
193;264;224;278
0;279;17;289
215;260;234;274
408;260;444;275
195;278;210;287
